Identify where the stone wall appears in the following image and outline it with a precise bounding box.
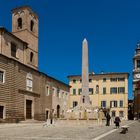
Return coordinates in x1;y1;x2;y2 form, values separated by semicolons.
0;54;69;122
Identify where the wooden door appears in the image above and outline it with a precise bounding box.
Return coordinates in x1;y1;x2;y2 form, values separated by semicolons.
0;106;3;119
26;100;32;119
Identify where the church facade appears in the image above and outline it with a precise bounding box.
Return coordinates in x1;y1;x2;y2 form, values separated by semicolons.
0;6;70;122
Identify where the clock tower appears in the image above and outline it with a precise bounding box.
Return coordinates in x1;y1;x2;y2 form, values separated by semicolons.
133;42;140;119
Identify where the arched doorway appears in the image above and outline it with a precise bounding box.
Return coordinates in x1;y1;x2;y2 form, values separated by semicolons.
45;110;49;120
57;105;60;118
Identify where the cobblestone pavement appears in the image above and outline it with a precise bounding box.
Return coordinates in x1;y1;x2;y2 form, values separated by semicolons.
0;120;136;140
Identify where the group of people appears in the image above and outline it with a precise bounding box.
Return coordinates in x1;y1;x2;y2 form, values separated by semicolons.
105;112;121;128
43;109;55;127
46;109;121;128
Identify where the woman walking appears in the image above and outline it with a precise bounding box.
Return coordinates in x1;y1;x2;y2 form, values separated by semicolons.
114;116;121;128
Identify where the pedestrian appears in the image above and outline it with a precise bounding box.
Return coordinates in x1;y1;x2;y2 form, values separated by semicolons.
98;109;104;125
106;112;111;126
114;116;121;128
49;109;54;125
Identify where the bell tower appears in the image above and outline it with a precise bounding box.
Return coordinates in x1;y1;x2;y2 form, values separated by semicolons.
11;6;38;69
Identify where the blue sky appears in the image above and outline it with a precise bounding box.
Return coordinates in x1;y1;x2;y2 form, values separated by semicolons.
0;0;139;99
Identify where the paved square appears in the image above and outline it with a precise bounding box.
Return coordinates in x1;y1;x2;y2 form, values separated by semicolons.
0;120;136;140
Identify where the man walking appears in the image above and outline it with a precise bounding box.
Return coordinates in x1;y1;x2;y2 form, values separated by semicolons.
49;109;54;125
106;112;111;126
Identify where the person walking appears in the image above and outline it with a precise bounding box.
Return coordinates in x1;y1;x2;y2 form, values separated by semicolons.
114;116;121;128
106;112;111;126
98;110;104;125
49;109;54;125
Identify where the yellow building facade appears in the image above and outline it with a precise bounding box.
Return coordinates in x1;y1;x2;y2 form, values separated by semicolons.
68;72;129;119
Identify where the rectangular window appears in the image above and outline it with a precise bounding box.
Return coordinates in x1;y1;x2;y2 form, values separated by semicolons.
103;87;106;94
114;101;117;107
59;91;61;98
110;87;117;94
96;85;99;94
62;92;65;98
89;79;92;83
0;70;5;83
110;78;117;82
89;88;93;94
112;111;116;117
52;88;55;94
57;88;60;97
110;101;112;108
78;88;82;95
46;86;50;96
120;100;123;107
103;78;106;82
118;87;125;93
26;79;33;91
118;78;125;81
101;101;106;108
110;101;117;108
73;101;78;108
137;60;140;68
73;79;76;83
65;93;68;100
119;111;124;117
11;43;17;58
73;89;76;95
26;73;33;91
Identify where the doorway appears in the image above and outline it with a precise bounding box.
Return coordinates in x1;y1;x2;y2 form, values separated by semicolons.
26;100;32;119
0;106;4;119
57;105;60;118
46;110;49;120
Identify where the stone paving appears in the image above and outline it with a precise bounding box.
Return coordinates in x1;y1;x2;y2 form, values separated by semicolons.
0;120;136;140
100;120;140;140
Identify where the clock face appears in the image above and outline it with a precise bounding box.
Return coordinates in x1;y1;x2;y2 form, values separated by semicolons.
136;74;140;78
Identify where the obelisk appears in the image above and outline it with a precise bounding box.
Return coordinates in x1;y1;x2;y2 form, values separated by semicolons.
80;38;90;105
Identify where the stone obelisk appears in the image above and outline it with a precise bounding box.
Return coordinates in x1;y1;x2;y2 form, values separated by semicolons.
80;38;90;105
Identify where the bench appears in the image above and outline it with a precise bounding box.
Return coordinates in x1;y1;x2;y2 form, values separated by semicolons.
120;125;129;134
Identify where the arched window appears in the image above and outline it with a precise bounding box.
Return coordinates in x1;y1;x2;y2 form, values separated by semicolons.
30;20;34;31
30;52;33;62
96;85;99;94
82;96;85;103
17;18;22;29
26;73;33;91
